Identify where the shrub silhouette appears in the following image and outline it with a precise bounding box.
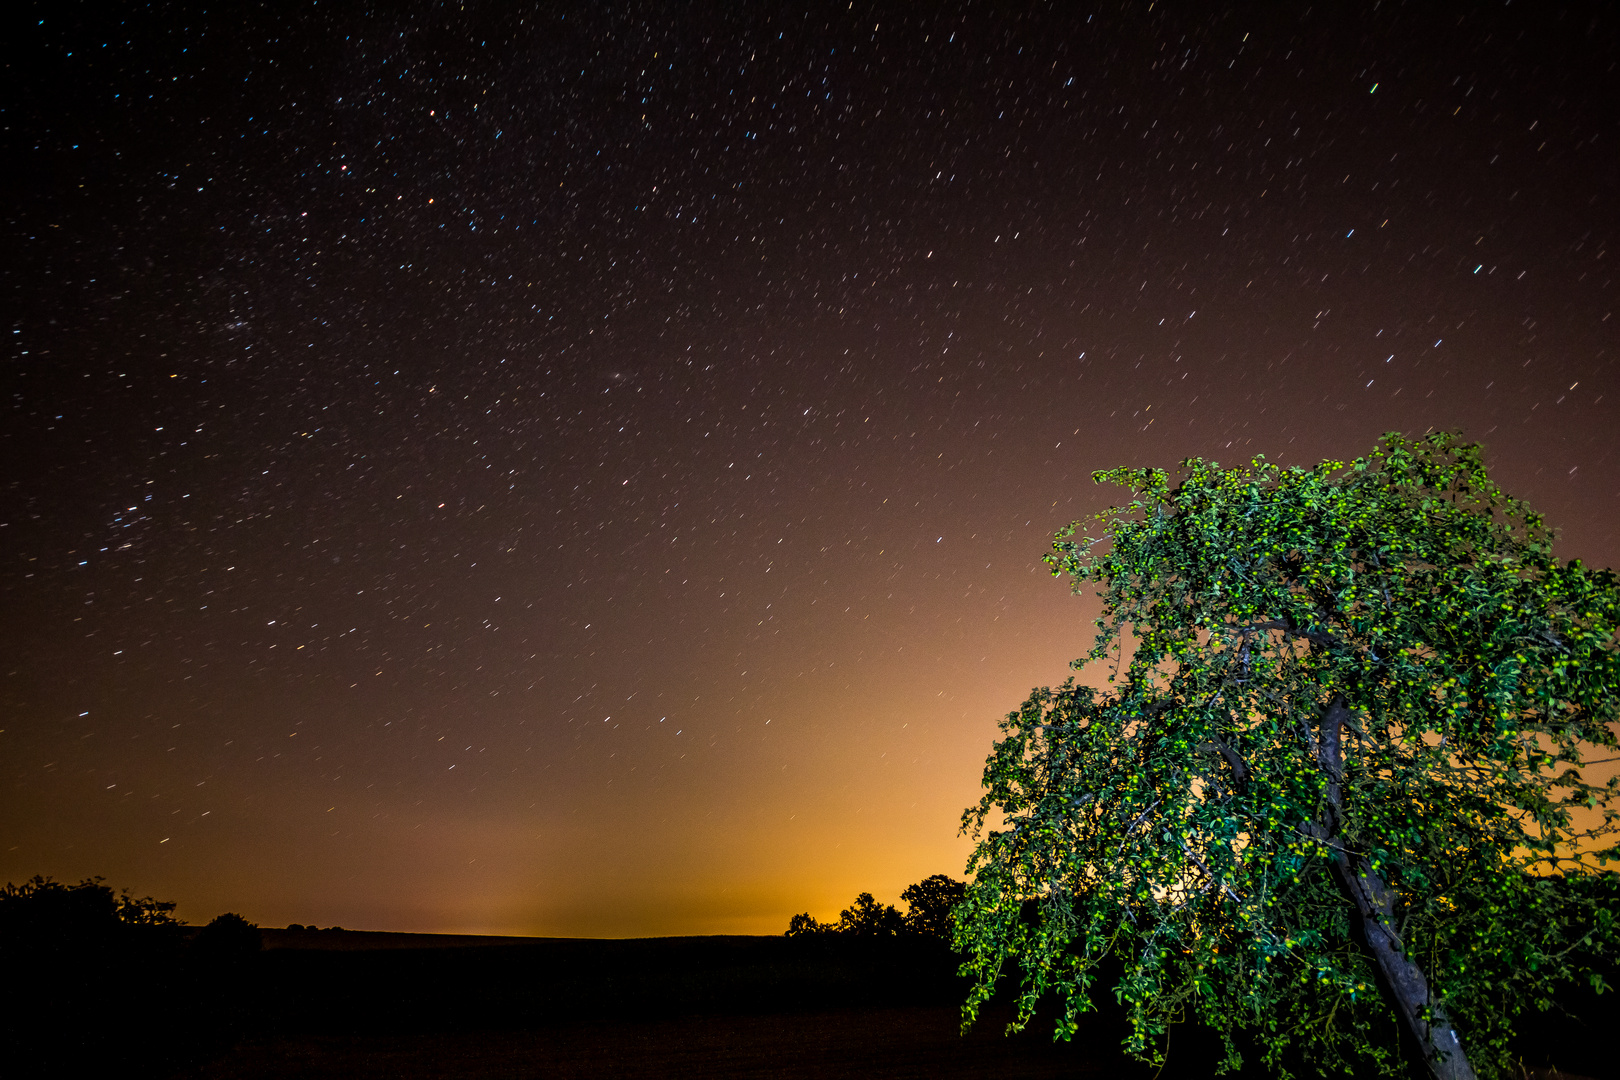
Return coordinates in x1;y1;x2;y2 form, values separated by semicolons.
193;911;262;957
0;874;179;944
0;876;187;1074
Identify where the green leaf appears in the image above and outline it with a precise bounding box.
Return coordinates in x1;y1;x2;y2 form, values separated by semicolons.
958;432;1620;1080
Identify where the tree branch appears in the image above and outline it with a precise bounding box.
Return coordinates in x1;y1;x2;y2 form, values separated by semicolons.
1230;618;1346;651
1198;736;1250;794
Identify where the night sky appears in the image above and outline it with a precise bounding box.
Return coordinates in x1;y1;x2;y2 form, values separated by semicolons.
4;3;1617;937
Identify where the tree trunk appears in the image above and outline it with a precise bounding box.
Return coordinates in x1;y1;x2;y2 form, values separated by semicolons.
1314;695;1477;1080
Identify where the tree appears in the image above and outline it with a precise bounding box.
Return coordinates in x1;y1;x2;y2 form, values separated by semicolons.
901;874;967;942
785;911;833;937
955;433;1620;1080
785;879;963;938
837;892;906;937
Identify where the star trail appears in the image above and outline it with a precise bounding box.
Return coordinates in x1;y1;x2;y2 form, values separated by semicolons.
3;2;1616;936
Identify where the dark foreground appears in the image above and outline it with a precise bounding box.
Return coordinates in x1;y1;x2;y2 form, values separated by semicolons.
196;1003;1105;1079
181;933;1131;1080
12;928;1617;1079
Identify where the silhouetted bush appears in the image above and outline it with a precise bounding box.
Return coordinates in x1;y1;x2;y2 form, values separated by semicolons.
0;876;282;1076
194;911;263;957
0;874;179;944
0;876;190;1076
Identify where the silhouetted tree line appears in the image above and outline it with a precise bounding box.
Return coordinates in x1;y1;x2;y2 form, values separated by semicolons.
786;874;966;942
0;875;263;1076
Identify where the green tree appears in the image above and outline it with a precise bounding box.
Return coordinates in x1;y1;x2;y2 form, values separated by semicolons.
901;874;967;941
956;433;1620;1080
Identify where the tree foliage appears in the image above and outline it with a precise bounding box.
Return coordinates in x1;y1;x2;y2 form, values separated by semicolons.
902;874;968;941
0;875;181;947
785;911;830;937
785;891;905;937
1;876;190;1072
786;875;966;941
955;433;1620;1080
839;891;907;937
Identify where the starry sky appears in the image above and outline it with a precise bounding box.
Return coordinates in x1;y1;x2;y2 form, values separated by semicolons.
3;2;1617;937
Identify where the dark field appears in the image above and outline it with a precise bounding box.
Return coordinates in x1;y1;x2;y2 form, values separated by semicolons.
197;1004;1105;1079
183;933;1133;1079
14;929;1616;1078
